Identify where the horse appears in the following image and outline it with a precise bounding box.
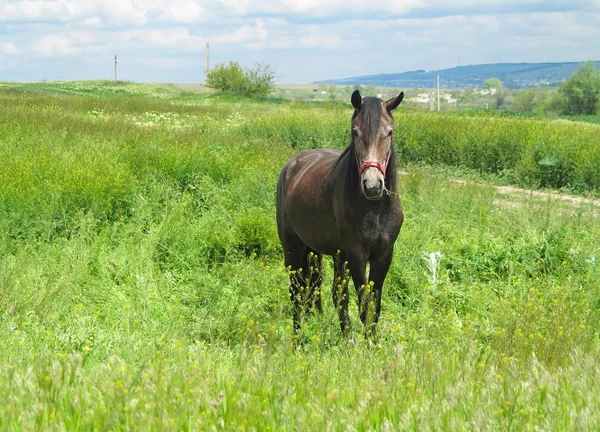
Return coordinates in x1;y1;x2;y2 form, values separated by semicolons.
276;90;404;336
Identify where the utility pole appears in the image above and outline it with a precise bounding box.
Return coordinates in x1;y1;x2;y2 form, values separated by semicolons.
205;43;210;92
114;55;117;81
436;72;440;112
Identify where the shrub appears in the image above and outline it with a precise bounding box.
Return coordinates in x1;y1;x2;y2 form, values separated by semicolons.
512;89;538;112
207;61;276;98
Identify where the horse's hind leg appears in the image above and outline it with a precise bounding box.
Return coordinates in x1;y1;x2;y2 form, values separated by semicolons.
282;233;313;334
295;248;325;326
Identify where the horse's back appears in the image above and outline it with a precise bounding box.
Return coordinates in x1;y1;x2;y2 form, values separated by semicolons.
279;148;340;185
276;149;341;253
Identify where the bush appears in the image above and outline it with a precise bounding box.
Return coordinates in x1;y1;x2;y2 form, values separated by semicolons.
512;89;538;112
207;61;276;98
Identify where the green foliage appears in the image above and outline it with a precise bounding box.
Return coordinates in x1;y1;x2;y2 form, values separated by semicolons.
510;88;552;113
396;111;600;192
558;61;600;115
484;77;503;89
1;82;600;429
207;61;276;98
512;89;538;112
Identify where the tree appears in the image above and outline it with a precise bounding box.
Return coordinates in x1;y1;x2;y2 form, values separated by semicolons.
207;61;276;98
484;77;502;90
558;61;600;115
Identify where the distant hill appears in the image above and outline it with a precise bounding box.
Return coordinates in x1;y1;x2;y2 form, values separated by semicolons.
318;62;600;89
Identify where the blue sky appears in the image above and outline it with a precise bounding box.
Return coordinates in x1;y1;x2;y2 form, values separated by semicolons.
0;0;599;83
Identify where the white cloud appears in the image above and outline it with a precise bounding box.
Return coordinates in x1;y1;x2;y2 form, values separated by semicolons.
247;39;292;50
217;0;252;15
300;33;342;49
214;19;267;43
0;0;207;25
209;0;565;17
0;42;19;55
1;0;72;22
265;17;289;27
30;31;98;57
124;27;204;49
1;0;573;25
115;19;267;52
32;36;78;57
81;17;102;27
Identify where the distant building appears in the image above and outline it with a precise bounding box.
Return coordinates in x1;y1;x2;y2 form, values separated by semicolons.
408;93;457;104
475;89;497;96
442;94;458;104
408;93;433;104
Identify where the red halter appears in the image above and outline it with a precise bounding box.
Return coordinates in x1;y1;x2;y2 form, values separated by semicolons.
357;149;392;178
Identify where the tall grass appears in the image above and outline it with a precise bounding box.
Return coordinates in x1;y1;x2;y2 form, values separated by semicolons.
396;112;600;192
1;82;600;430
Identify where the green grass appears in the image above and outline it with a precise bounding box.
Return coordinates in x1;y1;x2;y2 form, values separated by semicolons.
1;81;600;430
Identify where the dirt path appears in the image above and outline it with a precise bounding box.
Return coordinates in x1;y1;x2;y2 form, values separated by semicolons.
487;183;598;206
400;170;600;215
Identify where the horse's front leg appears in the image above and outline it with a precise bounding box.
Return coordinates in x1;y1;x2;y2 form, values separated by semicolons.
332;251;351;336
346;250;369;327
366;248;394;336
308;250;324;314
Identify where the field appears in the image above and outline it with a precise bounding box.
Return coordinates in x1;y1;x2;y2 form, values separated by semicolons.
1;81;600;430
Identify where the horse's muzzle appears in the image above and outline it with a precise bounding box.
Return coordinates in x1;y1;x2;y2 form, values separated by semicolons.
362;176;384;200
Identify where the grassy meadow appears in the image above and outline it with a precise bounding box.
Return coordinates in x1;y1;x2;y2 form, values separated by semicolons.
1;81;600;430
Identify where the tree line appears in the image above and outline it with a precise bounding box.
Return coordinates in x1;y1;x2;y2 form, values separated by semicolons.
486;62;600;115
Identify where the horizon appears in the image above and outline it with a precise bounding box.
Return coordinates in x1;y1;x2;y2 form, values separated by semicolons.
1;1;599;84
1;60;598;86
318;60;600;83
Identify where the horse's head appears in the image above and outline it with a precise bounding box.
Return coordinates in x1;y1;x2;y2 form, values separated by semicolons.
350;90;404;200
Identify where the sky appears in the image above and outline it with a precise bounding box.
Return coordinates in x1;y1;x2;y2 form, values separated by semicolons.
1;0;599;83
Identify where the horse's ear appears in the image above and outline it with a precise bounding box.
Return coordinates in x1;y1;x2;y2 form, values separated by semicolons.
385;92;404;112
351;90;362;110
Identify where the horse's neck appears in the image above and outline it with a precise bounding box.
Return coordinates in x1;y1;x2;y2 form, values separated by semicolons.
386;158;398;194
340;145;360;196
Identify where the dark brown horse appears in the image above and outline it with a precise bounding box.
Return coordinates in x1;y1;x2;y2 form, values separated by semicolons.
276;90;404;336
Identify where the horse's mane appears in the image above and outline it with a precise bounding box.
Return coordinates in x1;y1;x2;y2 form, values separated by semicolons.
332;145;352;171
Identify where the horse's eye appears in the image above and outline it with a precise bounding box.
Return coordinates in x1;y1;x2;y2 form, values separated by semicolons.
387;130;393;137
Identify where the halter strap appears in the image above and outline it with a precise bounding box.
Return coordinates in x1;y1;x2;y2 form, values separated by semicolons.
357;149;392;178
